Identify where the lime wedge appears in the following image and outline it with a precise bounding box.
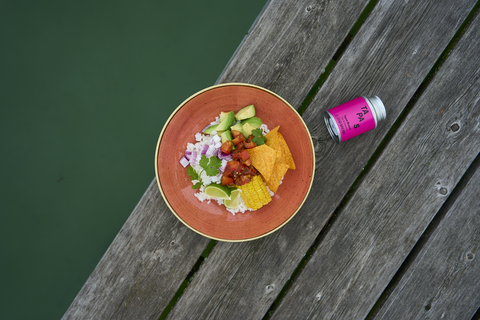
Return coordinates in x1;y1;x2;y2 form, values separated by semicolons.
204;184;233;200
224;189;241;209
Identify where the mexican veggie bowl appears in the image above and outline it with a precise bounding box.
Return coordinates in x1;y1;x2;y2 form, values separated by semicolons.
155;83;315;242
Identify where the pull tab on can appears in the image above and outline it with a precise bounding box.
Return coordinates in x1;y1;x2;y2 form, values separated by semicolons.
324;96;386;143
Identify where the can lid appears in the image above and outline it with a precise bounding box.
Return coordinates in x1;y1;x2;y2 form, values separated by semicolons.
323;111;341;143
369;96;386;122
329;117;339;136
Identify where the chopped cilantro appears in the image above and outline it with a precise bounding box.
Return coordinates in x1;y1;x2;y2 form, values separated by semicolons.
200;155;222;176
187;155;222;189
187;166;202;189
252;128;267;146
192;181;202;189
187;166;199;180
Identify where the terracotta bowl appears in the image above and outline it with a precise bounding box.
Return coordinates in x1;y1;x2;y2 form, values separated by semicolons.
155;83;315;242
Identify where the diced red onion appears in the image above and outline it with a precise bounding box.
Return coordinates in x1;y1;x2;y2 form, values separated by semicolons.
189;151;197;165
184;150;193;160
219;159;228;173
206;144;216;157
201;144;209;155
218;151;232;161
179;157;189;168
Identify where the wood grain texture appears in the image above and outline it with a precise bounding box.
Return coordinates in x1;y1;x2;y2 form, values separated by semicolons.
218;0;371;109
373;161;480;320
273;6;480;319
62;0;371;318
62;180;211;320
166;0;477;319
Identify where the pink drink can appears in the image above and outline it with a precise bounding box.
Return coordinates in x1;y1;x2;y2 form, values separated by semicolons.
324;96;386;143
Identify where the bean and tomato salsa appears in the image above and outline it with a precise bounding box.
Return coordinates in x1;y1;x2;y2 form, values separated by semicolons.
220;130;259;187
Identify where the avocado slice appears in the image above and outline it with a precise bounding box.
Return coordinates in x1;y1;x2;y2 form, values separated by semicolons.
220;130;233;143
215;111;235;132
240;116;262;128
204;124;218;134
219;111;230;122
230;123;244;136
235;105;255;120
242;123;256;137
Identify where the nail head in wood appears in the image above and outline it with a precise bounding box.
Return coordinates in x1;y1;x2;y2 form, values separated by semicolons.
451;123;460;132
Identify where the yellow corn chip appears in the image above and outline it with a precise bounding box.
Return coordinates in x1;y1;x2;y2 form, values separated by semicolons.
276;132;296;169
266;126;296;170
266;153;290;193
265;126;280;147
247;144;276;182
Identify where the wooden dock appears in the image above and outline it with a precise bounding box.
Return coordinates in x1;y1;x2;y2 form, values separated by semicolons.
63;0;480;319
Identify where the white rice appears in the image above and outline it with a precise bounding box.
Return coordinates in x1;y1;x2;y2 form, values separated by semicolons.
185;118;271;214
186;132;222;186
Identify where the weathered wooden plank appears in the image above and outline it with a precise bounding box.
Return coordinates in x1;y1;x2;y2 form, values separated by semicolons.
218;0;371;109
166;0;477;319
63;0;370;318
372;160;480;320
272;6;480;319
62;180;211;320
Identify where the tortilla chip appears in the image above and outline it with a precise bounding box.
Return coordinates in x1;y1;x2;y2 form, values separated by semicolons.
266;126;296;170
266;153;290;193
276;132;296;169
247;144;276;182
265;126;280;147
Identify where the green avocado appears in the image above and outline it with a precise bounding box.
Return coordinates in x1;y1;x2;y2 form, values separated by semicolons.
242;123;256;137
219;111;230;122
235;105;255;120
203;124;218;134
230;123;244;136
240;116;262;128
215;111;235;132
220;130;233;144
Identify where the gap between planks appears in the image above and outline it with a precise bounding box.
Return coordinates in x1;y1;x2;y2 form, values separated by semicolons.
263;1;480;319
364;3;480;318
158;241;217;320
159;0;480;319
157;1;380;319
365;147;480;319
297;0;379;116
472;306;480;320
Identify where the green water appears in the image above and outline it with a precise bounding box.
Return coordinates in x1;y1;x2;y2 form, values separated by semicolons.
0;1;266;318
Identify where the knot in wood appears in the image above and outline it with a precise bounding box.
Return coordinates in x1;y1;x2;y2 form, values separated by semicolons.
306;6;312;12
451;123;460;132
466;252;475;261
439;187;448;195
312;137;320;152
265;284;275;293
